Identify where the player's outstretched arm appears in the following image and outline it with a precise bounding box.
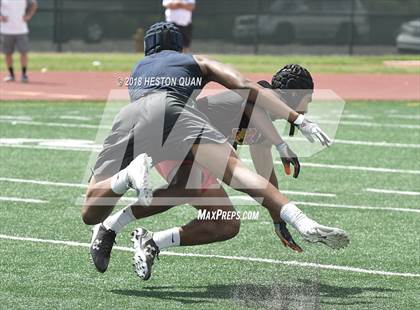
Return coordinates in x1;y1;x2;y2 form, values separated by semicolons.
246;105;300;177
194;55;299;122
194;55;332;146
249;143;278;185
249;144;302;252
246;104;284;145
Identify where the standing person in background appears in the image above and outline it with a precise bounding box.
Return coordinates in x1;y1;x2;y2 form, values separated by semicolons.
162;0;195;53
0;0;37;83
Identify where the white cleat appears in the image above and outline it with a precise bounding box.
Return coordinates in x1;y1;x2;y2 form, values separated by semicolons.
126;153;153;205
3;75;15;82
131;228;160;281
300;223;350;250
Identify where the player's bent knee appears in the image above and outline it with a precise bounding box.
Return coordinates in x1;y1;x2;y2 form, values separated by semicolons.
81;206;103;225
81;211;95;225
226;218;241;239
81;208;96;225
215;218;240;241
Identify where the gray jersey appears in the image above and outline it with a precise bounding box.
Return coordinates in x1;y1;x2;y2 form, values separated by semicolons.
196;90;266;146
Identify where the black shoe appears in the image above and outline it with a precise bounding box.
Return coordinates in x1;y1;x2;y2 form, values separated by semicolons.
21;75;29;83
90;224;116;273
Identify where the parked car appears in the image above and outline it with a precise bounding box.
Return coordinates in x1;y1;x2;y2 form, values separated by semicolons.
396;18;420;53
233;0;369;44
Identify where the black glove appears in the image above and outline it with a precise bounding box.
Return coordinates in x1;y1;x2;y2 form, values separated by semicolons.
276;142;301;178
274;221;303;253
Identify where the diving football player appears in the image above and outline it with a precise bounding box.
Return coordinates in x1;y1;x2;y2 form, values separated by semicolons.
82;22;349;279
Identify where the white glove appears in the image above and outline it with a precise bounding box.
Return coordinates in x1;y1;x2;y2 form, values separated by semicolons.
293;114;332;147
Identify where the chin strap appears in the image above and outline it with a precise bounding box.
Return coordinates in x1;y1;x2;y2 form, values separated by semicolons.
289;123;296;137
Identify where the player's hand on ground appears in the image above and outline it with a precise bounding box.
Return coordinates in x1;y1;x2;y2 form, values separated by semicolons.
294;114;332;147
276;142;300;178
274;221;303;253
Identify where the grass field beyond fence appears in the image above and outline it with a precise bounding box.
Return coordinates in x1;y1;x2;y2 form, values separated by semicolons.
13;53;420;74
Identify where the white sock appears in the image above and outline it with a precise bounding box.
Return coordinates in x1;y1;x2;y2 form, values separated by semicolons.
153;227;180;250
280;202;317;233
103;205;136;233
110;168;129;195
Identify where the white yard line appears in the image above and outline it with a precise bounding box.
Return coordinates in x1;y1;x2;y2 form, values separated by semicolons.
1;136;420;151
294;201;420;214
388;114;420;121
3;117;420;130
340;114;374;120
0;177;334;197
279;191;335;197
0;177;86;189
319;119;420;130
4;138;417;175
117;196;420;213
365;188;420;196
59;116;93;121
222;195;420;213
0;119;108;129
300;162;420;175
231;192;336;198
0;138;102;152
0;234;418;278
241;159;420;175
1;139;418;175
333;139;420;149
2;175;417;214
0;115;33;121
0;178;329;199
117;194;333;205
0;196;48;204
0;142;99;152
284;136;420;148
7;176;419;214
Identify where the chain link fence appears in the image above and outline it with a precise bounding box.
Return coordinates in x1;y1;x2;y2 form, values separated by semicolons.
28;0;420;54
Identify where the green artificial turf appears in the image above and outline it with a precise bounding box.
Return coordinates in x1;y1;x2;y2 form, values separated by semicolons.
0;100;419;309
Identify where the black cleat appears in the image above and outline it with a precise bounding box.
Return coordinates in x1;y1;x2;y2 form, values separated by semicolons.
90;224;116;273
